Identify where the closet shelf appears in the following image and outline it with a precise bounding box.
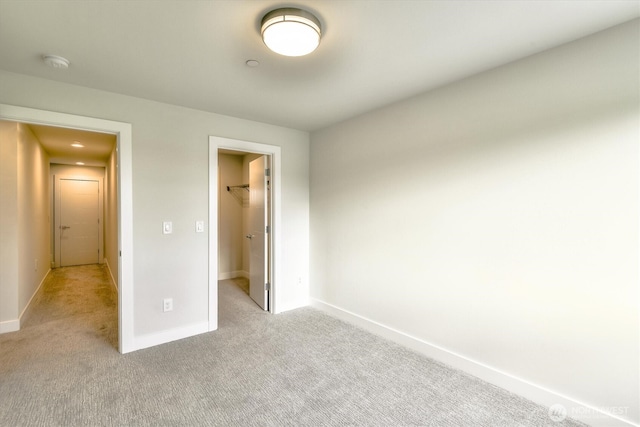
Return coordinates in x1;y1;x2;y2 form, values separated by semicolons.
226;184;249;192
226;184;249;206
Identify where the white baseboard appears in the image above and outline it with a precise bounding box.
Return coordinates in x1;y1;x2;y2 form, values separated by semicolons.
218;270;249;280
311;298;637;427
0;319;20;334
19;268;51;323
275;298;309;315
133;321;209;352
104;258;118;291
1;269;52;335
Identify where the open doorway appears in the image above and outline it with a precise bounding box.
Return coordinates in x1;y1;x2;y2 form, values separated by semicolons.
24;124;116;271
218;150;271;311
208;136;282;331
0;104;134;353
0;120;117;348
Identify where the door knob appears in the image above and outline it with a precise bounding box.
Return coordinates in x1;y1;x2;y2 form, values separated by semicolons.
60;225;71;230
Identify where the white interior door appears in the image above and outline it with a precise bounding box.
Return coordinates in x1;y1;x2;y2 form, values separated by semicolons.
59;179;100;267
248;156;270;310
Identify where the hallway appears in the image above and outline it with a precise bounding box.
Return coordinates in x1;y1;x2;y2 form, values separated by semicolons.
7;265;118;353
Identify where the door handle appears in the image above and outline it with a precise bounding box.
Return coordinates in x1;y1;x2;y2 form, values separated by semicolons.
60;225;71;230
245;234;253;239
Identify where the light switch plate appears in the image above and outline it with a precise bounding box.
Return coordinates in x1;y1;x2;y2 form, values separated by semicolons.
163;221;172;234
196;221;204;233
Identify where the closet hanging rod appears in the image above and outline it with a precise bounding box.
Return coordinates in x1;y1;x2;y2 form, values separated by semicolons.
227;184;249;191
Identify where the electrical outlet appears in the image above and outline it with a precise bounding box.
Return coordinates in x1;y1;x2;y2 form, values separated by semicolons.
163;221;172;234
163;298;173;312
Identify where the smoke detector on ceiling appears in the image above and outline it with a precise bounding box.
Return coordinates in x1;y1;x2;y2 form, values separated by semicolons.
42;54;70;69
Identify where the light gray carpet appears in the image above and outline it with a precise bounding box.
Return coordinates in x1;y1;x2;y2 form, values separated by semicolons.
0;266;586;426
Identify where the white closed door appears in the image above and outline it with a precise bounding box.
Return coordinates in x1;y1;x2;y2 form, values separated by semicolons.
59;179;100;267
248;156;270;311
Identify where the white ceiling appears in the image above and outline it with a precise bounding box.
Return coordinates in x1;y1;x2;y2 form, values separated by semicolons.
0;0;638;134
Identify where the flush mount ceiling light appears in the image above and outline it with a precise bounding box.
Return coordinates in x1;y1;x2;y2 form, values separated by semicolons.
42;54;70;69
261;8;321;57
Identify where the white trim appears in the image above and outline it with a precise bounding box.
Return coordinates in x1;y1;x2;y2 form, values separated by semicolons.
53;175;104;268
117;115;134;354
0;319;19;333
0;104;134;354
104;258;118;291
209;145;218;331
209;136;283;332
0;267;52;336
311;298;638;427
272;300;309;314
19;268;51;320
134;322;209;351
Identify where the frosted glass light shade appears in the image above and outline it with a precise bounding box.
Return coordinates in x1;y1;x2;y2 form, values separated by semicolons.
261;8;321;57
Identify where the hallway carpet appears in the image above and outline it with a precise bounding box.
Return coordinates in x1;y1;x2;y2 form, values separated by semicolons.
0;267;585;426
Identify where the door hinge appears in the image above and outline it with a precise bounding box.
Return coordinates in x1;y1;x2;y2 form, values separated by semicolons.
265;225;270;233
265;282;271;291
265;168;270;177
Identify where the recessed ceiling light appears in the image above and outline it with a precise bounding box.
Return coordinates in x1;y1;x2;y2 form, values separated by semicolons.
261;8;321;57
42;54;70;69
75;162;85;165
246;59;260;67
71;143;84;148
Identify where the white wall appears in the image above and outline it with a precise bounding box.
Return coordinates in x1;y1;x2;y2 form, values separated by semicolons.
310;20;639;426
0;121;19;331
0;70;309;345
218;153;244;279
18;124;50;315
0;122;50;332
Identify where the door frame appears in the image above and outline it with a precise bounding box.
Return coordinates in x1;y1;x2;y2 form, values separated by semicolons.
54;175;104;268
208;136;282;330
0;104;134;354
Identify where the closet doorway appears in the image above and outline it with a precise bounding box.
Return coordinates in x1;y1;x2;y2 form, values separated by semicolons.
208;136;282;331
219;151;271;311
